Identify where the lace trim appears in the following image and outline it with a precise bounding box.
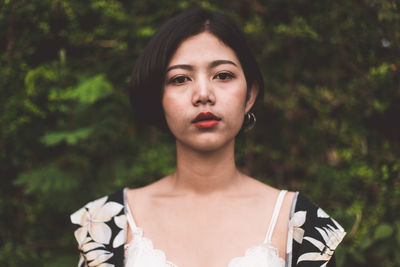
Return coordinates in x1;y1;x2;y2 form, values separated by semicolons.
125;227;285;267
125;226;178;267
228;242;285;267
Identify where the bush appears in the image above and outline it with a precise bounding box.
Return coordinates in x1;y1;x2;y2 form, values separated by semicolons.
1;0;399;266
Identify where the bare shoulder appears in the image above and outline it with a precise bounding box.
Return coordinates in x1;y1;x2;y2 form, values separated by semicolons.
240;174;296;204
125;175;172;210
241;175;296;231
127;176;167;196
244;175;296;249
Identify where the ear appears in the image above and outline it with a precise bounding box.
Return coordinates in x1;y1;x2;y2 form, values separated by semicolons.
245;83;259;113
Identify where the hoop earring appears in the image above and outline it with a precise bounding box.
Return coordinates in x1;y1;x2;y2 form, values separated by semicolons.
244;112;256;132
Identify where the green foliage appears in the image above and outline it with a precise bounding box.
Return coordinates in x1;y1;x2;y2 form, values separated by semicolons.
14;163;79;194
374;223;393;241
41;127;93;146
60;75;113;104
1;0;399;266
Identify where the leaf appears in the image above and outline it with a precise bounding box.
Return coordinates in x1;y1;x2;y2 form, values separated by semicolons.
370;63;391;77
62;75;113;104
359;236;372;251
395;221;400;245
137;26;155;37
24;65;58;97
273;17;320;40
41;127;93;146
14;164;79;194
373;223;394;241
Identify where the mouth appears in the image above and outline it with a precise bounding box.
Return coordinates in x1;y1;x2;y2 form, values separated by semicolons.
192;112;221;129
192;112;221;123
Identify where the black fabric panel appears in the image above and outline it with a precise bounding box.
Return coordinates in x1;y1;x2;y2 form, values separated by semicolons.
71;189;125;267
106;189;125;266
291;194;339;267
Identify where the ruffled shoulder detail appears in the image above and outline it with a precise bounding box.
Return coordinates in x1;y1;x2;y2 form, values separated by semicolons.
70;189;127;267
287;193;346;267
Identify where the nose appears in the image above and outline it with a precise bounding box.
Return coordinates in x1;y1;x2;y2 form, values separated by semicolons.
192;77;216;106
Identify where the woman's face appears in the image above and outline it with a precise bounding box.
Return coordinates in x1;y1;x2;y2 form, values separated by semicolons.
162;32;258;152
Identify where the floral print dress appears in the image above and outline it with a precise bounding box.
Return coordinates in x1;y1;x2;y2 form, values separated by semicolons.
70;189;346;267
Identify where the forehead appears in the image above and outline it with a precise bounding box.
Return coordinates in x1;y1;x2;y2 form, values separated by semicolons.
168;32;241;68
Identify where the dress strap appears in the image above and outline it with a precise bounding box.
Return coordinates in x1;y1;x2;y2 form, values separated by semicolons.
264;190;287;243
123;188;138;231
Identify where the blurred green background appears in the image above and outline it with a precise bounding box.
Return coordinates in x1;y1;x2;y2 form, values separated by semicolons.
1;0;399;266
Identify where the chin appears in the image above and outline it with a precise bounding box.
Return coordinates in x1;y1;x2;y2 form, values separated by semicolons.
177;135;235;153
195;144;226;153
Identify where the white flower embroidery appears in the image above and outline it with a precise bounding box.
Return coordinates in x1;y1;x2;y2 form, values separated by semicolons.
286;210;307;255
291;211;306;244
113;214;127;248
78;253;85;266
71;196;124;246
77;237;115;267
317;207;330;218
298;221;346;266
85;245;114;266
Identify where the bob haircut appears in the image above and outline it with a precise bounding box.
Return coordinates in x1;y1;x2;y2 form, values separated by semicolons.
129;9;264;131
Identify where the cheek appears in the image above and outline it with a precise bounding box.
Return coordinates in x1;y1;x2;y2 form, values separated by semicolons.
162;93;187;132
162;90;179;115
232;84;248;126
219;89;247;129
162;96;176;124
229;86;248;112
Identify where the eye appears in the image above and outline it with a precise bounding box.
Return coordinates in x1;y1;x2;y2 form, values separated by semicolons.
214;72;235;81
170;76;191;84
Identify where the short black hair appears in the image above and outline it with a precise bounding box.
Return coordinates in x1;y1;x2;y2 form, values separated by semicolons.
129;9;264;131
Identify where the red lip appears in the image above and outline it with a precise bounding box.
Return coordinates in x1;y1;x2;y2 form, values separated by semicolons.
192;112;221;123
192;112;221;129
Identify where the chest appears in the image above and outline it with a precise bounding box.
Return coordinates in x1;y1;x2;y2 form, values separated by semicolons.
125;197;288;267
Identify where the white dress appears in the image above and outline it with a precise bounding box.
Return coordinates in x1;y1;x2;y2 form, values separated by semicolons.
124;190;287;267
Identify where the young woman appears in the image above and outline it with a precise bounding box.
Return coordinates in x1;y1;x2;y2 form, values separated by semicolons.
71;9;346;267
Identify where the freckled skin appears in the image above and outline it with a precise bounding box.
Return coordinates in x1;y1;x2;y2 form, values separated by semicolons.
162;32;257;153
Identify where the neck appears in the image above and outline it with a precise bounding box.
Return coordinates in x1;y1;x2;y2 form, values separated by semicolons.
168;139;243;195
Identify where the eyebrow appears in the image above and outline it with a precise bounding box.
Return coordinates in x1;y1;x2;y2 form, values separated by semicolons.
166;60;237;72
210;60;237;69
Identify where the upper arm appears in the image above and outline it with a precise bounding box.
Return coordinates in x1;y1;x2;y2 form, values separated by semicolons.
287;193;346;267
